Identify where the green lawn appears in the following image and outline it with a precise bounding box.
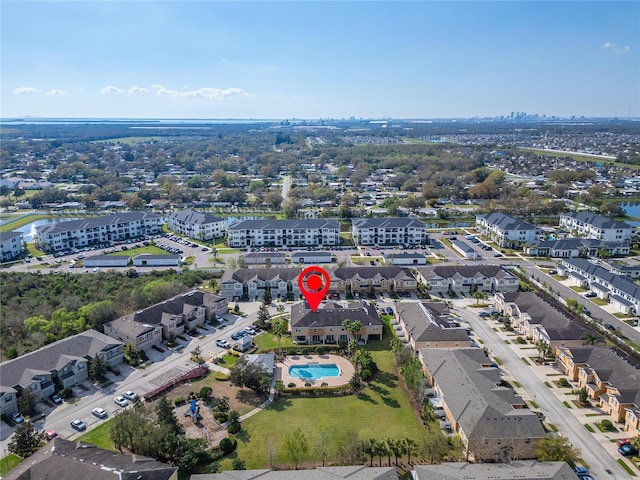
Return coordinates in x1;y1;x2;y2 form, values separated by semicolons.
225;341;426;469
253;332;296;352
218;353;240;368
0;214;54;232
0;452;22;476
107;246;166;256
78;420;116;450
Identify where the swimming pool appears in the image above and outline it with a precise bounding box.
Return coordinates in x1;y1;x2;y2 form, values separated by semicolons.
289;363;340;380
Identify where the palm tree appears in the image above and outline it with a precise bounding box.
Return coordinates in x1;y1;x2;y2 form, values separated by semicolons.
536;339;548;362
404;437;418;465
473;290;487;305
421;401;438;430
342;318;362;353
375;440;388;467
271;318;288;358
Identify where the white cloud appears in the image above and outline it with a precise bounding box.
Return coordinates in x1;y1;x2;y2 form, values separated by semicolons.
13;86;39;95
100;86;124;94
601;42;630;54
151;84;247;100
46;89;67;96
128;86;148;94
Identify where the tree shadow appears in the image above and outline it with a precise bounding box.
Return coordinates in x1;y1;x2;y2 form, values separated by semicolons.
266;398;293;412
356;392;378;404
368;383;389;395
381;396;400;408
373;371;399;388
235;428;252;444
235;389;266;407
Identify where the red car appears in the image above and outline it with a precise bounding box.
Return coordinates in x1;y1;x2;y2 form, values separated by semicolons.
615;438;632;447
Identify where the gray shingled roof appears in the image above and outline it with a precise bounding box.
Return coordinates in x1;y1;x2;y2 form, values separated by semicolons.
192;466;398;480
418;265;515;281
414;461;577;480
0;330;123;391
477;212;537;231
352;217;426;229
396;303;469;343
563;258;640;300
220;268;302;284
501;292;589;340
3;438;177;480
290;301;382;329
36;211;160;235
419;348;545;441
168;209;224;225
563;211;632;230
228;219;339;230
0;231;22;242
332;266;415;282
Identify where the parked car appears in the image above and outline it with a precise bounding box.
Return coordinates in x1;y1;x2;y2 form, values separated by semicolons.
618;444;639;457
573;466;589;475
616;438;632;447
122;390;138;401
45;430;58;441
216;339;231;348
231;332;242;340
92;407;108;418
50;394;62;404
585;292;597;298
479;311;491;317
11;412;24;424
114;396;129;407
548;269;558;275
70;419;87;431
244;326;256;335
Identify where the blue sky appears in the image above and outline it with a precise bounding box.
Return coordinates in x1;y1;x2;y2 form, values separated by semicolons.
2;1;638;119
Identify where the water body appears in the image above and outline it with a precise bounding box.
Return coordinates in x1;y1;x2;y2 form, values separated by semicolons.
14;218;80;242
621;202;640;218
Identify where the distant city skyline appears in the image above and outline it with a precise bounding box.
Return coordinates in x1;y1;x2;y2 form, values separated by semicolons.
1;1;639;119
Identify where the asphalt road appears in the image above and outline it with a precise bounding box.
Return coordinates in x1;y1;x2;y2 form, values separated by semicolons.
454;306;627;479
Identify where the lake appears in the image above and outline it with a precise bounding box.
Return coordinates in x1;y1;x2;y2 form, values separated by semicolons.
14;218;81;242
621;202;640;218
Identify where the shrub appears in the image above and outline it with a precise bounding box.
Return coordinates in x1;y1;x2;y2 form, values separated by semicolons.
215;412;228;423
321;382;329;387
287;347;298;355
301;348;310;355
305;382;312;387
287;382;296;388
227;422;241;434
219;436;237;454
60;387;73;399
214;372;230;381
557;378;570;387
600;419;615;431
198;386;213;399
315;346;325;355
174;396;186;407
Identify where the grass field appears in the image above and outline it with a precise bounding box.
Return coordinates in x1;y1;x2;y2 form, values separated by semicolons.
107;246;166;256
223;337;427;470
517;147;640;170
0;452;22;476
78;420;114;449
253;332;296;352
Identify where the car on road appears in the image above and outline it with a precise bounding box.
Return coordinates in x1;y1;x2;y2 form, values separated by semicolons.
50;394;62;404
114;395;129;407
216;339;231;348
45;430;58;441
92;407;108;418
11;412;24;424
605;323;616;332
70;419;87;431
584;292;597;298
616;438;632;447
618;443;639;457
123;390;138;401
479;311;491;317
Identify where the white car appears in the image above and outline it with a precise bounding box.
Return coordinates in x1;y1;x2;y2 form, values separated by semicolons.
114;395;129;407
92;407;108;418
11;412;24;424
122;390;138;401
244;326;256;335
216;339;231;349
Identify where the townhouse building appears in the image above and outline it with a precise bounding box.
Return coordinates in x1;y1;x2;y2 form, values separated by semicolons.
413;462;577;480
330;266;417;296
3;438;177;480
415;265;519;295
0;231;23;262
35;211;162;252
167;209;226;240
289;300;383;345
103;290;227;351
227;219;340;248
192;466;397;480
219;268;302;301
0;330;124;416
555;346;640;432
559;257;640;315
418;348;546;462
559;212;634;245
525;238;629;258
475;213;539;248
395;302;471;350
494;292;588;348
351;217;428;246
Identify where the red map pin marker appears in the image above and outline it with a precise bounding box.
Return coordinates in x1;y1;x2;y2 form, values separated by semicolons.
298;266;331;312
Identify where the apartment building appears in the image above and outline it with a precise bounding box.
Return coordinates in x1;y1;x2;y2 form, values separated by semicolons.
167;209;226;240
35;211;162;252
526;238;630;258
219;268;302;301
415;265;519;295
0;231;23;262
351;217;428;246
475;213;539;248
395;302;471;350
227;219;340;248
559;212;634;244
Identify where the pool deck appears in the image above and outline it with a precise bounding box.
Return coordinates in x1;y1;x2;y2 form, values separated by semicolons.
274;354;355;388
